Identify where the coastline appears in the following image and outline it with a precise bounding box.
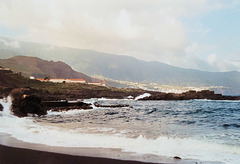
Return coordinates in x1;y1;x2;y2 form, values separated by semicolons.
1;96;230;164
0;133;201;164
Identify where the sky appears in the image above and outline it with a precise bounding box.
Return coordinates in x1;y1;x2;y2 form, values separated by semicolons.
0;0;240;72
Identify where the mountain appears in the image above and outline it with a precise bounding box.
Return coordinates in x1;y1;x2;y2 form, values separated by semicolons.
0;56;93;82
0;37;240;94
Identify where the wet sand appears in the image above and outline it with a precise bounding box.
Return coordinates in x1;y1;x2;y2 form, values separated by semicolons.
0;133;202;164
0;144;152;164
0;133;165;164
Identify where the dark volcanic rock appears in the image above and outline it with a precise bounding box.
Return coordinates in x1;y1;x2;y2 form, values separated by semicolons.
10;88;48;117
94;102;131;108
141;90;240;101
0;103;3;111
0;88;14;98
173;156;181;160
11;95;47;117
43;101;92;112
75;102;92;109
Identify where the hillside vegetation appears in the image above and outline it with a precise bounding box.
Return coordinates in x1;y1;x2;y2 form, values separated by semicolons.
0;69;145;100
1;68;239;103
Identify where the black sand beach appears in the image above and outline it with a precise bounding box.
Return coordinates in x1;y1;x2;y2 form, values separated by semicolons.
0;133;182;164
0;144;153;164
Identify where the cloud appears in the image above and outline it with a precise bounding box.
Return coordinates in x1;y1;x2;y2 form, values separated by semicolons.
187;22;212;36
207;53;217;65
0;39;20;49
207;53;239;72
0;0;239;71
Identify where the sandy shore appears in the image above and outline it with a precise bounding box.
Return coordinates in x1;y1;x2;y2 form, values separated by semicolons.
0;133;202;164
0;144;153;164
0;133;163;164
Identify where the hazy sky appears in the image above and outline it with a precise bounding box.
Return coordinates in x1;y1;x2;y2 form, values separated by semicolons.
0;0;240;72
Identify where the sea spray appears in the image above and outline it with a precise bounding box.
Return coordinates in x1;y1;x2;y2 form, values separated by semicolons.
0;98;240;164
0;116;239;164
83;98;98;109
135;93;151;100
47;108;91;116
0;96;12;115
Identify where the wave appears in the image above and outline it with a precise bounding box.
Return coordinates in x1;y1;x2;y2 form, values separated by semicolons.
1;97;240;163
193;99;240;103
0;114;239;164
47;109;92;116
179;120;196;125
0;96;12;115
135;93;151;100
104;111;119;115
146;108;157;114
223;124;240;128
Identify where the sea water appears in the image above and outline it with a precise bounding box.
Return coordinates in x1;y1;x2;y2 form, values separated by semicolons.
0;96;240;163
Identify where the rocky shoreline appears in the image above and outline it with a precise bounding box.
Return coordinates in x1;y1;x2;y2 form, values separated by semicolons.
0;86;239;117
0;103;3;111
143;90;240;101
1;68;240;117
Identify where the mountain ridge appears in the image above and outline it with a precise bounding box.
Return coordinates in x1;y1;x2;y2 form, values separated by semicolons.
0;56;93;82
0;37;240;94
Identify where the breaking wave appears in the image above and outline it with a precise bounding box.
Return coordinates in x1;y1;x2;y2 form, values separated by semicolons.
1;97;240;163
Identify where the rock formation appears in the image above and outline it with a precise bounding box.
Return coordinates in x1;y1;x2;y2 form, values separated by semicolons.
0;103;3;111
11;95;47;117
141;90;240;101
43;101;92;112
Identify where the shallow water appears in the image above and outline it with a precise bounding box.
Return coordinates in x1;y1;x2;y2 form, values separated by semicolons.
0;97;240;164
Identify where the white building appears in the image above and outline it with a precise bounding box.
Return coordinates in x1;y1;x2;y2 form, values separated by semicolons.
35;78;86;84
66;79;86;83
49;78;67;83
30;76;35;79
88;80;105;86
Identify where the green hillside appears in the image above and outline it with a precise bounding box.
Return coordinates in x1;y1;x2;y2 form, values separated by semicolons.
0;67;145;100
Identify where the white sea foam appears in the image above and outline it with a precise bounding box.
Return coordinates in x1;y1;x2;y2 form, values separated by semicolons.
1;96;240;164
97;97;120;101
127;95;134;99
194;99;240;103
83;98;128;110
47;109;91;116
83;98;98;109
0;96;12;115
135;93;151;100
0;113;239;164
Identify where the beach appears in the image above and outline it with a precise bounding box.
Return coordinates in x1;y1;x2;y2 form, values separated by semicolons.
0;133;149;164
1;97;240;164
0;133;179;164
0;144;151;164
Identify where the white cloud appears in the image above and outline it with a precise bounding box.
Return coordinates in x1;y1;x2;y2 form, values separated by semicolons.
207;53;239;72
0;39;20;49
207;53;217;65
0;0;239;71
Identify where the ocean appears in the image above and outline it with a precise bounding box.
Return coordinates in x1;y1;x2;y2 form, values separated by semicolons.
0;95;240;163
